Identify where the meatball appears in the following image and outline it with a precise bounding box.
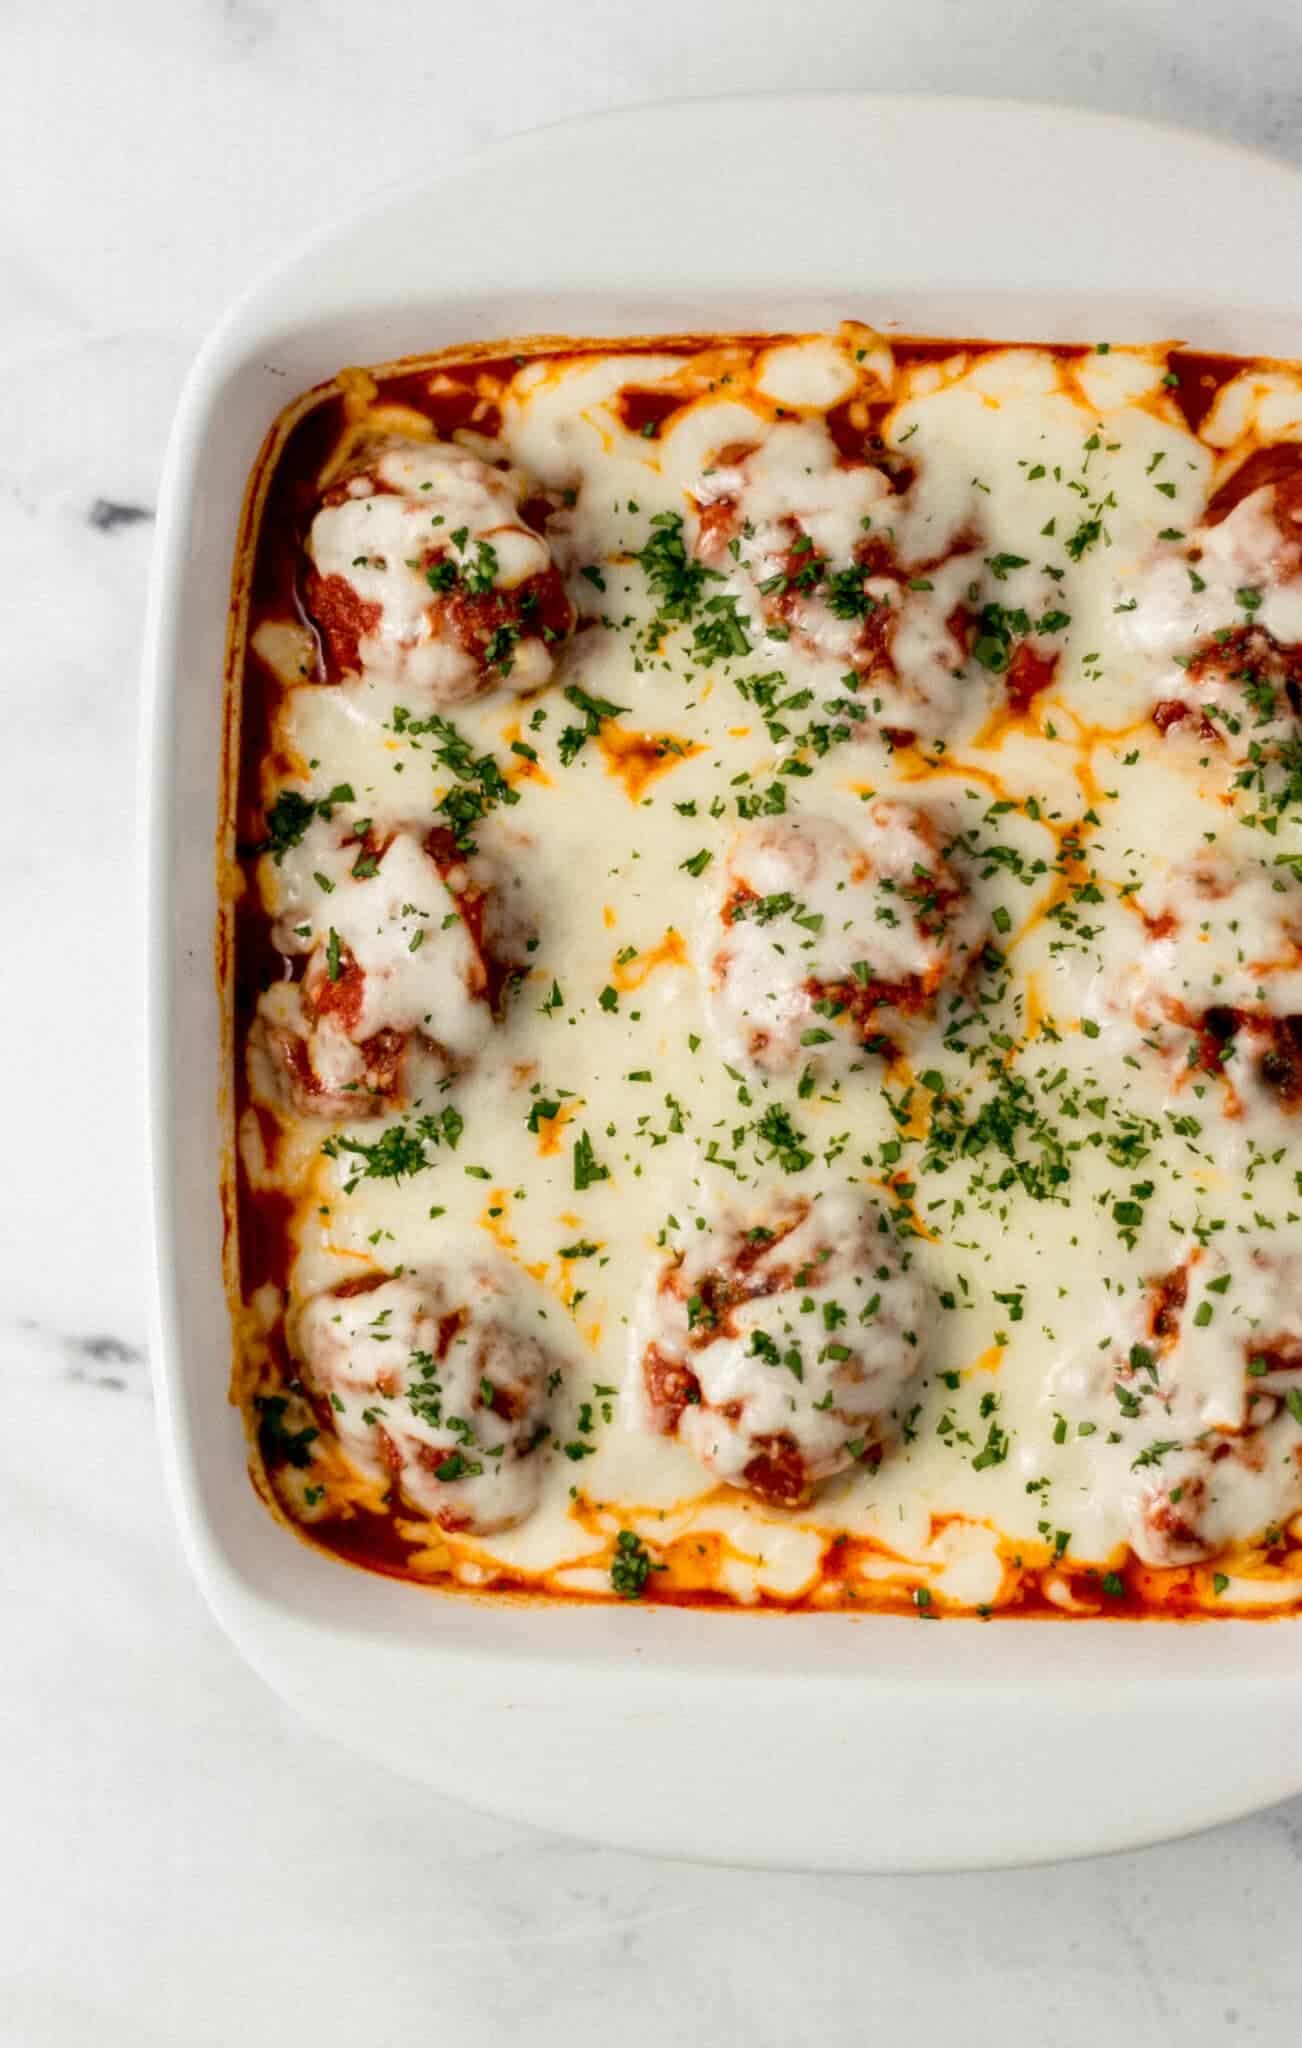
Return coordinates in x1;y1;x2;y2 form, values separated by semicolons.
1118;462;1302;756
944;581;1067;721
1048;1241;1302;1567
304;438;575;703
250;808;532;1120
294;1265;557;1534
635;1190;930;1508
701;805;983;1074
691;420;899;662
691;421;971;744
1106;854;1302;1114
689;420;1057;742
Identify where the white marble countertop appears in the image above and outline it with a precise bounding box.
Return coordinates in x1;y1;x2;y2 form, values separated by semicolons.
4;2;1302;2040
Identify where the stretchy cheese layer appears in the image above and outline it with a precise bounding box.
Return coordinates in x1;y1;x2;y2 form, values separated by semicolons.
228;329;1302;1618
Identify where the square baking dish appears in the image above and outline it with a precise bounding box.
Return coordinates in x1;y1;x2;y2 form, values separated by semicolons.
143;93;1302;1871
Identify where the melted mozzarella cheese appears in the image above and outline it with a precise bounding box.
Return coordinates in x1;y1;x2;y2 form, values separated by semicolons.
306;440;560;700
634;1190;930;1500
700;806;980;1075
1045;1238;1302;1566
1133;853;1302;1016
238;334;1302;1613
695;420;894;584
1121;489;1298;662
295;1264;556;1534
1117;482;1302;754
272;817;493;1058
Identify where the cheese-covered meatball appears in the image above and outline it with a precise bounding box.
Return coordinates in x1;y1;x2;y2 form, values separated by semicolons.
691;421;896;651
701;805;983;1074
1101;853;1302;1114
304;438;575;703
1118;454;1302;756
688;420;1063;742
636;1190;930;1508
1048;1240;1302;1567
294;1263;557;1534
690;422;978;742
250;807;532;1119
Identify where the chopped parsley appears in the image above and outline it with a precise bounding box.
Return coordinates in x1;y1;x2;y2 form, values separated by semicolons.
610;1529;657;1598
572;1130;610;1191
321;1106;463;1188
559;682;630;765
255;1395;319;1469
256;783;354;863
392;709;519;852
634;511;718;643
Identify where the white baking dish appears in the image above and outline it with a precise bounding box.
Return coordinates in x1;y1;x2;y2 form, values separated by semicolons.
142;94;1302;1871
